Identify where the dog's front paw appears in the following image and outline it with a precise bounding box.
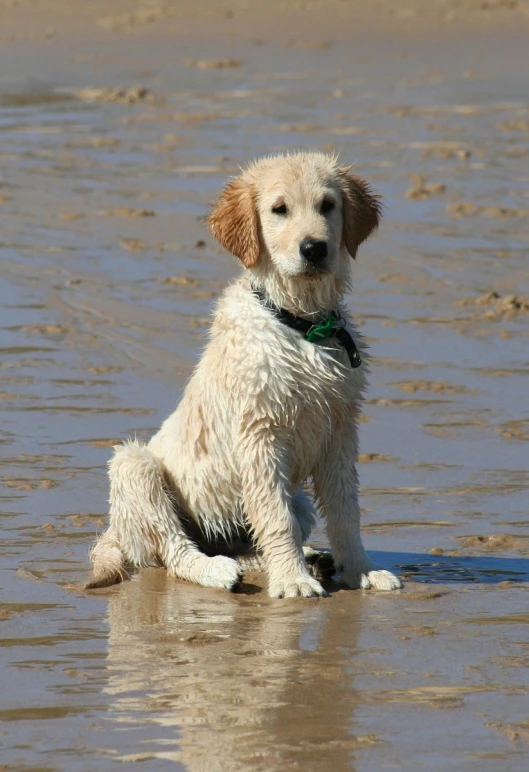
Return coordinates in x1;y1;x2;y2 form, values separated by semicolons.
343;566;402;591
199;555;242;591
360;569;402;591
268;573;327;599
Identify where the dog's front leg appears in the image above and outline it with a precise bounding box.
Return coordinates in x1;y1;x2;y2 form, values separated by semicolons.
239;424;326;599
313;417;402;591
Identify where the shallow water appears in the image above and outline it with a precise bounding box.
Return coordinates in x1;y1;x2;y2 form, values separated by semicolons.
1;18;529;771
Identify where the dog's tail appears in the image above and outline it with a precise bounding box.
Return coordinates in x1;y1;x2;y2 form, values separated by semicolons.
86;527;128;589
85;439;169;589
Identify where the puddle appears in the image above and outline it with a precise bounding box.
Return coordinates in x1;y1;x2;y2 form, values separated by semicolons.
0;3;528;771
397;557;529;584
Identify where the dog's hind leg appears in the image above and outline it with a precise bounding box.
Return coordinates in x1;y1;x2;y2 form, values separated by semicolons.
293;489;318;542
86;440;241;591
236;547;335;582
294;491;335;580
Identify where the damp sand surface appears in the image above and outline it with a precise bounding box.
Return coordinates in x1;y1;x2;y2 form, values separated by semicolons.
1;2;529;770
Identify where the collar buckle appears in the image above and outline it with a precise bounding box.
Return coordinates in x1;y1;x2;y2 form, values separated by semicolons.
331;316;346;331
305;312;342;343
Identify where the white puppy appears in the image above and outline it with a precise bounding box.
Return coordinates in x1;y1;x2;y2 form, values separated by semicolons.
87;152;402;598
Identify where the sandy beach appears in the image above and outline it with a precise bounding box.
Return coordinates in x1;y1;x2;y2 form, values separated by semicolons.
1;1;529;769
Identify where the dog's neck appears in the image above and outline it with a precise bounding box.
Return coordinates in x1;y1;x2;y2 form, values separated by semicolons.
248;259;350;320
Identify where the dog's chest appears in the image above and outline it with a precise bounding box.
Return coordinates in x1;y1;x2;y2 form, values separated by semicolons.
286;344;360;479
273;333;362;453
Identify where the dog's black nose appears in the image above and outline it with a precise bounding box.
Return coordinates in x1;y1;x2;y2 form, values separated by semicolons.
299;238;328;264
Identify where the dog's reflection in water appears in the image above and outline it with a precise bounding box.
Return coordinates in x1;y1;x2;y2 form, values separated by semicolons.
103;570;363;770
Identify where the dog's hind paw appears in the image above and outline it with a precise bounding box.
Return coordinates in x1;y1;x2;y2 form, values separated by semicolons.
198;555;242;591
268;573;327;599
303;546;336;581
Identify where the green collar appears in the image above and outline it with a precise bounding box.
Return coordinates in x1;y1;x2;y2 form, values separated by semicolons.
252;287;362;369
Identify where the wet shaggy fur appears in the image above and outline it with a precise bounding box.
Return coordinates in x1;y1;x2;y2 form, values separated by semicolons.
87;151;402;598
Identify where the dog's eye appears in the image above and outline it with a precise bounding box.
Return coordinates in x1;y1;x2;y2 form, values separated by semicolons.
272;203;287;215
320;199;335;215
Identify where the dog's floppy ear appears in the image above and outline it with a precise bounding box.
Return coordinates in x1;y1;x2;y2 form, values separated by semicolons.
339;171;382;259
207;177;260;268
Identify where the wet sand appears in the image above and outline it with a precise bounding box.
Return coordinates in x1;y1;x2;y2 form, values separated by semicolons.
1;1;529;769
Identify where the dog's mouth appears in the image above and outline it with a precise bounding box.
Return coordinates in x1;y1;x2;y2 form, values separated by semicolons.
300;262;331;278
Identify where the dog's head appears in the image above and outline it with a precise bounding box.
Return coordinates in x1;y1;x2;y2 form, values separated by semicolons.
208;152;381;283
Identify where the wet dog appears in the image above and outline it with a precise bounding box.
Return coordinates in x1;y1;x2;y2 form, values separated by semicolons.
86;152;402;597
